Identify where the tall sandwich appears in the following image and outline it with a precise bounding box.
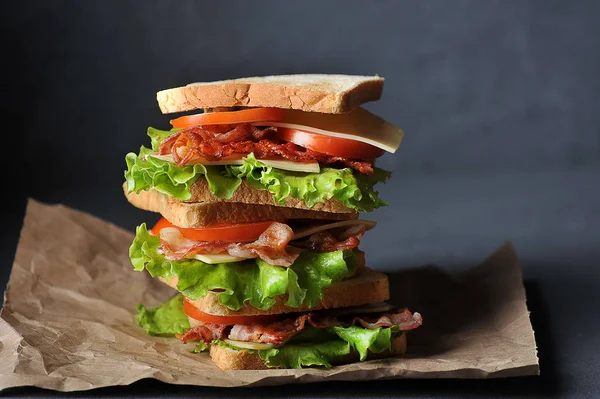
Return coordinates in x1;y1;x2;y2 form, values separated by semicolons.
125;74;422;370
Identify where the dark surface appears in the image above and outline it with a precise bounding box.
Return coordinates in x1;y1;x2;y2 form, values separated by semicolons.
2;0;600;398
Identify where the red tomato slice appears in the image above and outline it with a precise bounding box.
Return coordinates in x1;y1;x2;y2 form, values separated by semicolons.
150;217;275;242
277;128;385;160
183;297;281;325
170;107;284;128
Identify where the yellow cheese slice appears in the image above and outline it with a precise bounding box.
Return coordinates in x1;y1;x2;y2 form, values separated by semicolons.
223;339;279;350
255;107;404;153
193;253;245;264
149;153;320;173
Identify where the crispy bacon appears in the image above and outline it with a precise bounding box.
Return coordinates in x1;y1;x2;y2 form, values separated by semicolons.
157;125;375;174
180;309;422;345
292;224;366;252
227;222;298;267
352;309;423;331
228;315;309;345
159;223;298;267
305;310;423;331
159;227;230;259
180;323;228;344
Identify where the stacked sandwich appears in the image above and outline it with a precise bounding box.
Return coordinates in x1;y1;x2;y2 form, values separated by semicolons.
125;74;422;370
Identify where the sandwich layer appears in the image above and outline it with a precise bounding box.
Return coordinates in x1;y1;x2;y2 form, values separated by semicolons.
186;178;356;214
124;184;357;228
156;74;384;114
160;267;390;317
210;333;406;370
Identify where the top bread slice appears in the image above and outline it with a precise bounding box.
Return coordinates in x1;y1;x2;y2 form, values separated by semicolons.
156;74;384;114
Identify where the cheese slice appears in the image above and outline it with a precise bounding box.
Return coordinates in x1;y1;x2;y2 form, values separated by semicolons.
254;107;404;153
193;253;245;264
292;219;377;240
223;339;279;350
149;153;320;173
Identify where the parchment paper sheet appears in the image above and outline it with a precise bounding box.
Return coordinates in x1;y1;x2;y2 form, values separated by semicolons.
0;199;539;391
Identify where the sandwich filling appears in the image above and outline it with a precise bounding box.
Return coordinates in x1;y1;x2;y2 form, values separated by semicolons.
155;218;369;267
130;219;368;311
136;294;422;369
124;107;393;212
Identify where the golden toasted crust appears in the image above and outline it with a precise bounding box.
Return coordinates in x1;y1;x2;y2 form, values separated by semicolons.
159;267;389;316
186;178;354;214
210;343;271;370
156;74;384;114
123;184;357;228
209;334;407;370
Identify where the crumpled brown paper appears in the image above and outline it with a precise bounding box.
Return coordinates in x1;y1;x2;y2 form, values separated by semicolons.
0;199;539;392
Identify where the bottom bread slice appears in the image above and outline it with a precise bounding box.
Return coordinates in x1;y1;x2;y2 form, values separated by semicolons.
210;333;407;370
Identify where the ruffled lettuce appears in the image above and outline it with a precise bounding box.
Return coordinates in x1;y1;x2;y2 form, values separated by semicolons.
124;127;389;212
135;294;190;336
129;224;357;311
226;153;390;212
216;325;401;369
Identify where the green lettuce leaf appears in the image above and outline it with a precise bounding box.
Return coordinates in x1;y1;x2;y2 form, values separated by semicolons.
258;340;350;369
135;294;191;336
224;326;400;369
124;128;389;212
129;224;356;311
226;153;390;212
193;342;208;353
330;325;395;361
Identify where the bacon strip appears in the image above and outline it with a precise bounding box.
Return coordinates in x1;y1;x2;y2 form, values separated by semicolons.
226;222;298;266
352;309;423;331
228;315;309;345
159;223;298;267
180;309;423;346
307;309;423;332
179;323;227;344
159;227;230;259
158;126;375;175
292;224;366;252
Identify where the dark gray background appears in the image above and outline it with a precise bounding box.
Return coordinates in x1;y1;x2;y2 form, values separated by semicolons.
2;0;599;398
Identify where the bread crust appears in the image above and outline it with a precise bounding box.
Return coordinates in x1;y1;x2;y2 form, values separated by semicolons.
209;334;407;370
156;74;384;114
186;178;354;214
159;267;389;316
124;184;357;228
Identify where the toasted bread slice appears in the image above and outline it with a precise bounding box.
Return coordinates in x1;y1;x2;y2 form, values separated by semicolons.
210;333;406;370
160;267;389;317
186;178;355;214
123;183;357;228
156;74;384;114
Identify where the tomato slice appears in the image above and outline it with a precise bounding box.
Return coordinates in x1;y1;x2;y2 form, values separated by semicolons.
183;297;281;325
170;107;284;128
150;217;275;242
277;128;385;160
